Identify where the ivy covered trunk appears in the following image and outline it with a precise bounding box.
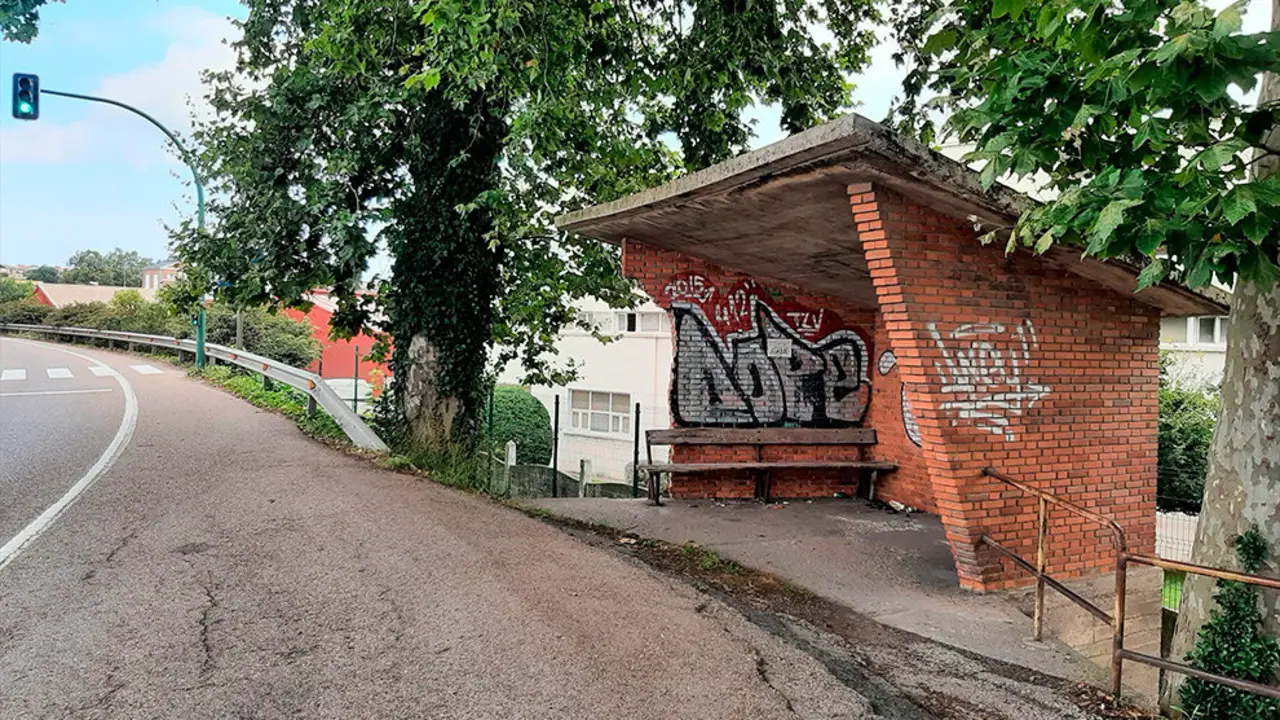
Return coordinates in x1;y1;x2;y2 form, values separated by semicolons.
386;92;504;451
1169;8;1280;698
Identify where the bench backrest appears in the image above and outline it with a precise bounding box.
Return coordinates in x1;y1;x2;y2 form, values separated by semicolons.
646;427;876;446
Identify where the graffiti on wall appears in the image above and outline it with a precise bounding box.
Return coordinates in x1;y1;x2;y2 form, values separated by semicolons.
928;320;1049;441
877;350;922;447
664;273;871;427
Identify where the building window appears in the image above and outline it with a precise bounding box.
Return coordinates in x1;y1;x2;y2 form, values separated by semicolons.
613;311;666;333
1187;316;1229;346
570;390;632;435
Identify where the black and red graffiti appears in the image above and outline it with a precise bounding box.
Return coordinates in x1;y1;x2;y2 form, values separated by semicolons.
663;273;871;427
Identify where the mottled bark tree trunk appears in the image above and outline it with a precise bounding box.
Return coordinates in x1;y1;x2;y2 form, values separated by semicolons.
1168;0;1280;701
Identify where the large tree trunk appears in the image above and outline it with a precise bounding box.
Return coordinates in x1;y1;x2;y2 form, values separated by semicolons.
1168;1;1280;699
386;91;505;451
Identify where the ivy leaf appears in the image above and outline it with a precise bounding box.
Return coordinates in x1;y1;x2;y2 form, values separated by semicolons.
1221;185;1257;225
1135;258;1168;291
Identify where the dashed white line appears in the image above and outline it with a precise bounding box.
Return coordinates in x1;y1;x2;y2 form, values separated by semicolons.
129;364;164;376
0;346;137;572
46;367;74;379
1;369;26;381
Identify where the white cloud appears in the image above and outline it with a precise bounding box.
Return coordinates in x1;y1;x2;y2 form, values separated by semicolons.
0;6;238;168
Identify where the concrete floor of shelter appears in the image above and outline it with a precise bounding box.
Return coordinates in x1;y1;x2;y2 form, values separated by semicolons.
519;497;1163;695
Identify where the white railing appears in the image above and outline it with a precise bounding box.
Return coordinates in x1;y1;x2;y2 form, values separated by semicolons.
0;323;388;452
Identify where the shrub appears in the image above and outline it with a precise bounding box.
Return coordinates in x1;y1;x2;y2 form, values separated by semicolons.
1179;526;1280;719
487;385;552;465
0;277;32;304
0;300;52;324
1157;383;1219;513
200;305;320;368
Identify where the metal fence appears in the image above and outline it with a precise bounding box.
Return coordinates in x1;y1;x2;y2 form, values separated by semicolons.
0;323;388;452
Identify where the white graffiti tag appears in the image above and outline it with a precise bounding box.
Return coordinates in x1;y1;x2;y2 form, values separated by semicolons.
664;274;715;304
928;320;1049;441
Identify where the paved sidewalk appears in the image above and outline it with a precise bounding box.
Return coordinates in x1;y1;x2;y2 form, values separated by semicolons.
522;497;1115;690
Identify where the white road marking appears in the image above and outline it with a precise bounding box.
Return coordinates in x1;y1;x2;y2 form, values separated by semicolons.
1;369;26;381
130;364;164;376
46;367;73;379
89;366;118;377
0;344;137;572
0;388;114;398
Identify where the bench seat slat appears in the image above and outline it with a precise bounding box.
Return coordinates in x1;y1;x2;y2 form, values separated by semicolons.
647;427;876;445
637;461;898;473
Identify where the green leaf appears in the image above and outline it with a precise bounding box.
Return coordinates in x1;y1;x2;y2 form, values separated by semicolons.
1135;258;1168;291
1151;34;1193;64
991;0;1027;20
1033;229;1054;254
1186;256;1214;288
1086;199;1143;253
1221;185;1257;225
1213;1;1244;39
921;29;957;56
1196;139;1246;172
1035;5;1065;38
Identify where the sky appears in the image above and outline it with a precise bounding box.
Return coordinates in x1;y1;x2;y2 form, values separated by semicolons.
0;0;1269;269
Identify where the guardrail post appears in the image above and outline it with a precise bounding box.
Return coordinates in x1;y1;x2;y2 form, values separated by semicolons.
306;395;317;418
579;459;590;498
1034;496;1047;642
262;374;272;390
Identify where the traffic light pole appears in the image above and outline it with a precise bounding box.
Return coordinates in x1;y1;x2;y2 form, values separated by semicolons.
41;88;207;368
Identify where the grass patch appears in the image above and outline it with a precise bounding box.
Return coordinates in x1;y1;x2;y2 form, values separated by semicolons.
191;365;347;444
679;542;742;574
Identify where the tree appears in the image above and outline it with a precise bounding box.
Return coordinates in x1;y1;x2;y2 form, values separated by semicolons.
0;276;31;304
0;0;56;42
61;248;154;287
23;265;60;283
890;0;1280;695
175;0;879;450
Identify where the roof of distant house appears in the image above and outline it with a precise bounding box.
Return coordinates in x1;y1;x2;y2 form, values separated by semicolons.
34;283;158;307
558;112;1228;317
143;259;181;271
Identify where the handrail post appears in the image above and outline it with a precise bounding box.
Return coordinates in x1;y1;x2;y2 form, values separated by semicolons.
1112;552;1128;698
1034;496;1047;642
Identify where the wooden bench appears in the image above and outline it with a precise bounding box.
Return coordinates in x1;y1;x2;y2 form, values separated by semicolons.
637;427;896;504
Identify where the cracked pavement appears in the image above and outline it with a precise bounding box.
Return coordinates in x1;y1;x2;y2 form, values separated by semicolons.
0;340;888;719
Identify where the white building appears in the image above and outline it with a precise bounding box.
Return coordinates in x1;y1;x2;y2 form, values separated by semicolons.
1160;314;1230;388
500;295;674;484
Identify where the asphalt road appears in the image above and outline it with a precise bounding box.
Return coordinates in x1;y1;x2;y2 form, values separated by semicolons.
0;338;878;719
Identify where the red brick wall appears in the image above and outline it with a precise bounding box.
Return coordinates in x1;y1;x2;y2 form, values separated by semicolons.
850;183;1158;590
624;242;888;500
862;311;934;513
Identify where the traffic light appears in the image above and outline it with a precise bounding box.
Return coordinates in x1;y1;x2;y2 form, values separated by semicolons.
12;73;39;120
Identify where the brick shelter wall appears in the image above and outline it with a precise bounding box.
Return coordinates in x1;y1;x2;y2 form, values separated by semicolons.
862;311;934;513
624;243;901;500
850;183;1159;590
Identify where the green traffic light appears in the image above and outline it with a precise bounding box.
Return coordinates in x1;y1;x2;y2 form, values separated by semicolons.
17;101;31;114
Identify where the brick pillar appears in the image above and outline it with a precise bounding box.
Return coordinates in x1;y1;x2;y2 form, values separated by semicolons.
850;183;1159;591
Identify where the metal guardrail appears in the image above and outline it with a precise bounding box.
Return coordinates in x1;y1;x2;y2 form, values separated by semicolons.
0;323;388;452
979;466;1280;704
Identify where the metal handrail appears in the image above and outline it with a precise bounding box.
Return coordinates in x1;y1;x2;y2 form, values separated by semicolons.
0;323;388;452
980;466;1280;703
